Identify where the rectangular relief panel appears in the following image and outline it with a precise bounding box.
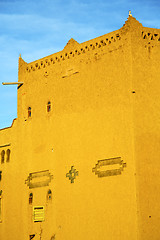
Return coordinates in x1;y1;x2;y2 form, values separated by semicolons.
92;157;126;177
25;170;53;189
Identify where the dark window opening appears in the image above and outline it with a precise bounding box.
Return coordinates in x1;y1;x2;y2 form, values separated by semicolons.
47;189;52;200
28;107;31;118
47;101;51;112
29;193;33;204
1;151;5;164
6;149;10;162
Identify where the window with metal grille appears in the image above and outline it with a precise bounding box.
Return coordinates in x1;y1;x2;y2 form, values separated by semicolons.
33;206;44;222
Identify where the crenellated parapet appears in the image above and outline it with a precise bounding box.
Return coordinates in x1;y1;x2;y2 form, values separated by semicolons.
25;30;123;73
23;15;160;74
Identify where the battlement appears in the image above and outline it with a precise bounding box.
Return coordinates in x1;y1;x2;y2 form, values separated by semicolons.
22;16;159;74
25;29;123;73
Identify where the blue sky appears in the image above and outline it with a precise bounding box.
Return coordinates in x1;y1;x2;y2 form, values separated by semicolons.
0;0;160;129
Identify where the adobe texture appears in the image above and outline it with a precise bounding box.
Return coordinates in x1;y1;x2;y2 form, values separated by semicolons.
0;15;160;240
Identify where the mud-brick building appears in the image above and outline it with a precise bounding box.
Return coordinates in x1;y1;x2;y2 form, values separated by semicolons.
0;14;160;240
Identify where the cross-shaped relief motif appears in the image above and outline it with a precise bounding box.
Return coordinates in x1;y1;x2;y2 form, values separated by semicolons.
66;166;79;183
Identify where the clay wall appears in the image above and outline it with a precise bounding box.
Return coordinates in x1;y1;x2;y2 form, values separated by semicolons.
13;21;138;240
131;23;160;240
1;16;160;240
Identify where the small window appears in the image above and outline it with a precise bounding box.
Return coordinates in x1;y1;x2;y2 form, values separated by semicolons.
29;193;33;204
1;151;5;164
47;101;51;112
33;206;45;222
6;149;10;162
28;107;31;118
47;189;52;200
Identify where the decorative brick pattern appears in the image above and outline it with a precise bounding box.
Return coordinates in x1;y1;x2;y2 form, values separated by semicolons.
66;166;79;183
26;33;121;73
92;157;126;178
142;31;160;41
25;170;53;189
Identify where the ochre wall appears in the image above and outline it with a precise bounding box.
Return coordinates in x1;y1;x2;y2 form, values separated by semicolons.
0;16;160;240
131;22;160;239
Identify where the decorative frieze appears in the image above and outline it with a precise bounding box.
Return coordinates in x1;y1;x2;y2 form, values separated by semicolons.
26;33;121;73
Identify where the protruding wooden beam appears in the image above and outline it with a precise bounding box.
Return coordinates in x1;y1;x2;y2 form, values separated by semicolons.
2;82;23;85
0;144;11;148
